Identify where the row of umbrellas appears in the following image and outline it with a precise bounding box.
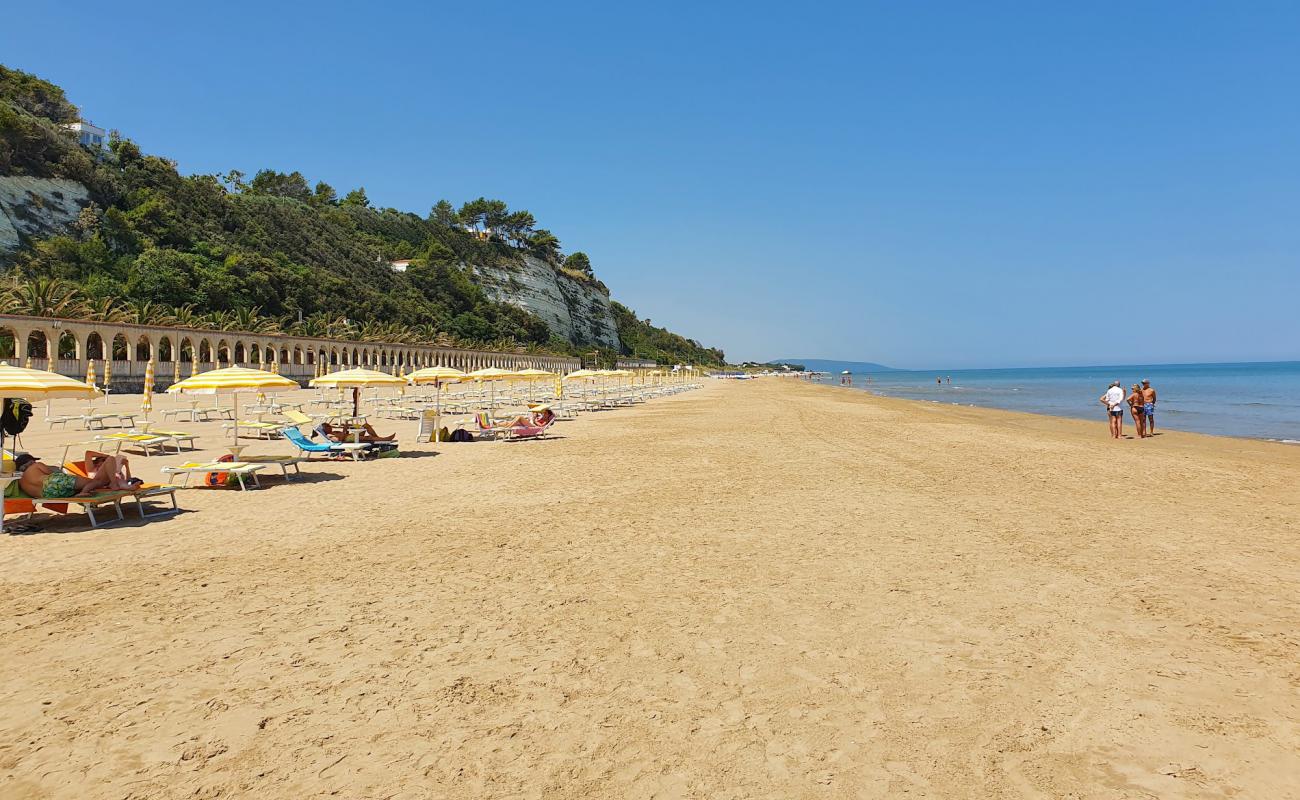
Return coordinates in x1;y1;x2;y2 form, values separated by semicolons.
0;360;695;454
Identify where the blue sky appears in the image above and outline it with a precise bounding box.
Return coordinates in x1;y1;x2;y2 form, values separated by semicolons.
5;2;1299;368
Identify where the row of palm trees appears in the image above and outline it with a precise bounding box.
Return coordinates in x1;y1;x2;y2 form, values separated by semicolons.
0;278;548;355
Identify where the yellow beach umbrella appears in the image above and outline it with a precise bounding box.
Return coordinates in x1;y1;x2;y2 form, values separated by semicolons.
408;366;468;441
85;359;97;390
563;369;601;380
141;359;155;418
172;358;181;384
312;367;407;417
0;362;101;466
168;366;299;440
462;367;518;413
513;368;555;402
103;358;112;404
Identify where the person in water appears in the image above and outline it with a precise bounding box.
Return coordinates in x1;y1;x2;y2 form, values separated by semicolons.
1127;383;1147;438
13;451;138;498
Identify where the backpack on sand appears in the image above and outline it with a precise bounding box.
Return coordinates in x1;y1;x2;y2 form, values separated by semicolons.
2;398;33;436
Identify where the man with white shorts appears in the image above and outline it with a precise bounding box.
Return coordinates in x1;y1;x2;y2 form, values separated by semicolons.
1099;381;1125;439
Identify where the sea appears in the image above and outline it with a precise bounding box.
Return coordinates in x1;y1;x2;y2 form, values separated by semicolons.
813;361;1300;443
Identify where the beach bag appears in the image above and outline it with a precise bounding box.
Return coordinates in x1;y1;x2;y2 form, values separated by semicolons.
2;398;33;436
449;428;474;443
205;453;235;488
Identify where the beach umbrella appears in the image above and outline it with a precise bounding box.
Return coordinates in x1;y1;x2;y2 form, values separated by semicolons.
513;368;556;402
312;367;406;418
462;367;519;413
85;359;97;392
408;366;467;442
167;366;299;440
141;359;155;419
102;358;113;405
0;362;100;468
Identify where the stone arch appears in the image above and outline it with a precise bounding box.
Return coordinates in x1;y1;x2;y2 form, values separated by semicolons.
135;335;152;362
280;347;290;364
351;348;359;366
158;336;173;362
233;341;246;364
330;348;338;365
179;338;194;363
198;340;212;363
57;330;77;360
215;339;230;364
249;343;261;364
0;325;16;359
85;331;105;361
25;330;48;359
304;349;315;366
111;333;129;361
293;347;304;365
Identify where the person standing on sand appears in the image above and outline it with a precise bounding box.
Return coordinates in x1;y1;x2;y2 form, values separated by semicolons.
1141;379;1158;434
1128;383;1147;438
1100;381;1125;439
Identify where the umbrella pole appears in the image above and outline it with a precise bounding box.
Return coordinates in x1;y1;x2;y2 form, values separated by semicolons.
232;392;239;442
353;387;360;419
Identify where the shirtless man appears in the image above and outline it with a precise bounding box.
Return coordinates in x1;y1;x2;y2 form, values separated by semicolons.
1140;380;1157;434
14;451;137;498
1099;381;1125;439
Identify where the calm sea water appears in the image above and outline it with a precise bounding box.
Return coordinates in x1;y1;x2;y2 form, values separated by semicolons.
816;361;1300;442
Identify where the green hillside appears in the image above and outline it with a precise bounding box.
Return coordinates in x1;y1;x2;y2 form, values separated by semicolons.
0;65;724;366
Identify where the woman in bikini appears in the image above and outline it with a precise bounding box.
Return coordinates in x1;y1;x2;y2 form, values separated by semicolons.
1127;383;1146;439
318;422;396;443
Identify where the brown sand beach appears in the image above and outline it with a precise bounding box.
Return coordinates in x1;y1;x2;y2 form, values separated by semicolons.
1;379;1298;798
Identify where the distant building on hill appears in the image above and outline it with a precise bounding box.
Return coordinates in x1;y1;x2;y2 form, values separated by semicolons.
63;120;107;149
389;259;413;273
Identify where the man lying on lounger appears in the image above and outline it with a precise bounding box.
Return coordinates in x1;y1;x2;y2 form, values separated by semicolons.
13;451;141;498
317;422;396;443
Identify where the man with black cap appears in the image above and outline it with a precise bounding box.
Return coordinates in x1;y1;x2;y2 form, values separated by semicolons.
11;451;137;499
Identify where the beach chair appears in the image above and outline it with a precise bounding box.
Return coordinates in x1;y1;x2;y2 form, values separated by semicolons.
281;427;369;461
474;412;512;441
4;463;181;529
282;409;320;427
160;461;267;491
223;420;285;439
95;432;172;457
239;454;305;482
63;458;181;520
143;429;199;453
502;415;556;441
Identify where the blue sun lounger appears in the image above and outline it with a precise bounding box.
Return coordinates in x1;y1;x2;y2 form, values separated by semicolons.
281;427;368;461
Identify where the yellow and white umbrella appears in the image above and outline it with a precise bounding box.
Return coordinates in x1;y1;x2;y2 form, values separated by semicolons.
0;362;101;463
167;366;299;440
85;359;97;391
141;359;155;418
311;367;407;417
462;367;519;413
408;366;468;441
172;358;181;384
513;368;556;402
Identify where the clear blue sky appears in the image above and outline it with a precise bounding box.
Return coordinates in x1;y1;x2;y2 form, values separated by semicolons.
5;2;1299;368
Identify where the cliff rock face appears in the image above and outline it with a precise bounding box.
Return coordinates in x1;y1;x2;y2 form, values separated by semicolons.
472;255;621;349
0;176;92;259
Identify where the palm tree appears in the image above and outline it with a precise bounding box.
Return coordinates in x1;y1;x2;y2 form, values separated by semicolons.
233;306;279;334
171;304;202;329
126;299;175;327
6;278;88;318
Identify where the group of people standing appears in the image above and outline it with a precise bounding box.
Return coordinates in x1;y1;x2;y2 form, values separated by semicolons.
1100;379;1157;439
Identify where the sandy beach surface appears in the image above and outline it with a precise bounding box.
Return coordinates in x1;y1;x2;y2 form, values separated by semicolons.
1;379;1297;799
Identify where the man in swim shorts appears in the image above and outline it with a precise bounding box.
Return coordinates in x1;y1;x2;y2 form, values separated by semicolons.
1099;380;1126;439
1141;379;1157;434
13;451;137;499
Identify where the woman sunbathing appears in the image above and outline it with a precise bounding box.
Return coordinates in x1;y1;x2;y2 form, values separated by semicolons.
14;451;140;498
501;408;556;428
319;422;396;443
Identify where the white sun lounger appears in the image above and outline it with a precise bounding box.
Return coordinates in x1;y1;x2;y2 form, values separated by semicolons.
160;461;267;491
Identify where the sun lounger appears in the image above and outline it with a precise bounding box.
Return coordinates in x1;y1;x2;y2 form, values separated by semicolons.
222;420;285;439
281;427;369;461
4;469;181;529
239;454;305;481
142;429;199;453
503;416;556;441
160;461;267;491
95;432;172;457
